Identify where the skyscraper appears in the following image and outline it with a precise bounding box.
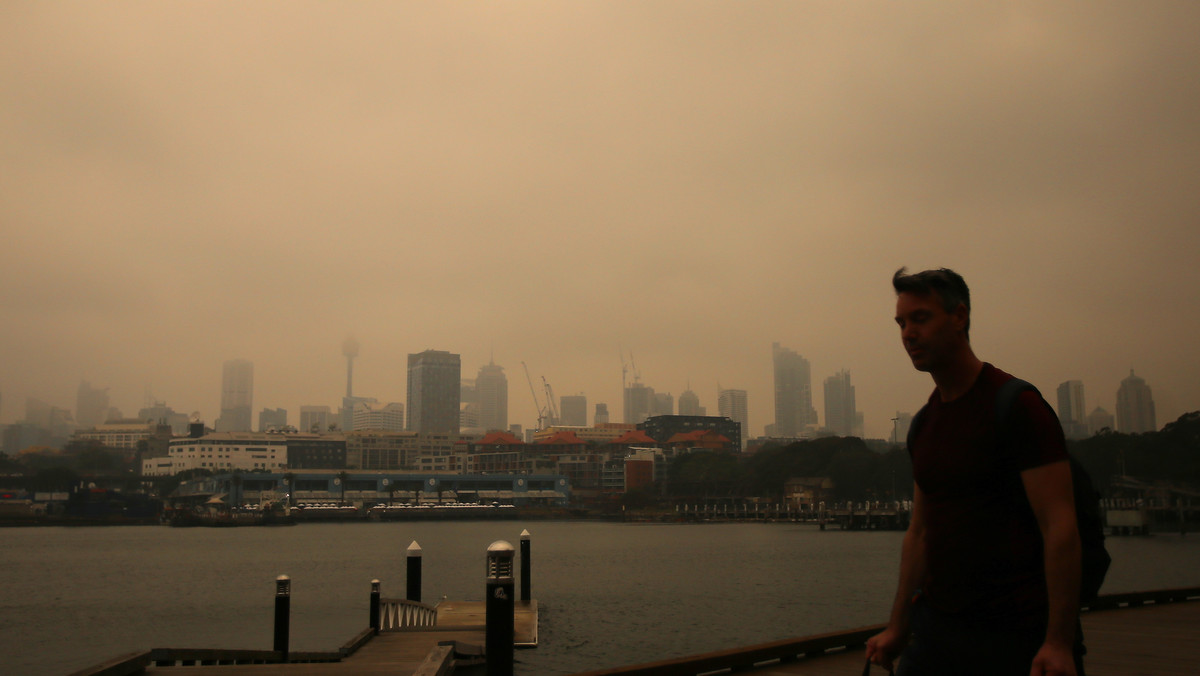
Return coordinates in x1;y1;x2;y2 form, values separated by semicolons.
475;361;509;431
407;350;461;434
1056;380;1088;439
559;394;587;426
624;382;654;425
215;359;253;432
653;392;674;417
1116;370;1156;434
678;388;704;416
773;342;817;438
594;403;610;425
76;381;110;429
718;388;749;448
823;369;860;437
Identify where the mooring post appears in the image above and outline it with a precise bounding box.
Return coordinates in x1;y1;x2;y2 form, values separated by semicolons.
485;540;515;676
407;541;422;602
274;575;290;661
520;529;532;603
370;579;381;634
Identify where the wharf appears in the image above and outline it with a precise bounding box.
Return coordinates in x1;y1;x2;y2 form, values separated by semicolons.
572;588;1200;676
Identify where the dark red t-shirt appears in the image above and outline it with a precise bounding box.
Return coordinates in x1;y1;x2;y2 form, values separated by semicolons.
909;363;1068;622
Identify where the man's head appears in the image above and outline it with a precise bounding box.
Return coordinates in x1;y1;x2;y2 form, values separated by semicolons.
892;267;972;373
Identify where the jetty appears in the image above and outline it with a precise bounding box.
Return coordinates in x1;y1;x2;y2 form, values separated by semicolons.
571;587;1200;676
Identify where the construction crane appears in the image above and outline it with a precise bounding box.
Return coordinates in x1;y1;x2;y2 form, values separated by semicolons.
542;376;559;427
521;361;551;431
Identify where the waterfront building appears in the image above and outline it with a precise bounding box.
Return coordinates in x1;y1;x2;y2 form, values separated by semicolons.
640;414;741;452
259;408;288;432
823;369;862;437
299;405;334;433
69;419;158;450
407;350;461;435
717;388;749;449
559;394;587;427
1056;380;1088;440
773;342;817;438
75;381;110;429
475;362;509;432
215;359;254;433
531;424;630;444
1116;370;1157;434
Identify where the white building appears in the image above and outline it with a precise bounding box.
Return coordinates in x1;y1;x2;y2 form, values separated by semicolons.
353;401;405;432
143;432;289;476
71;420;157;449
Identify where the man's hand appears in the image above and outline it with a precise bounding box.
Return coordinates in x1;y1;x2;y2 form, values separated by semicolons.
1029;641;1076;676
865;626;906;672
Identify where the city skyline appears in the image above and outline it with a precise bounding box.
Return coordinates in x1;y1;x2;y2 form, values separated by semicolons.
3;3;1199;440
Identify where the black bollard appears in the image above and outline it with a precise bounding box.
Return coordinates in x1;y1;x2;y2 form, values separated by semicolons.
485;540;515;676
370;579;381;634
406;541;422;603
520;529;531;603
274;575;290;661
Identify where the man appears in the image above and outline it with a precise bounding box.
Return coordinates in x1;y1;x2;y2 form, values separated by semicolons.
866;268;1083;676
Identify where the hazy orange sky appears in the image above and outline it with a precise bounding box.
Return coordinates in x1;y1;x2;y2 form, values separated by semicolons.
3;2;1198;439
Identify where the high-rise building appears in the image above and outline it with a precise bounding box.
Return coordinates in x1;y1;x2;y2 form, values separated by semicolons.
1087;407;1115;436
353;401;405;431
299;405;332;433
76;381;110;429
891;412;914;444
717;388;749;449
407;350;461;434
258;408;287;432
653;392;674;417
677;388;705;417
215;359;253;432
1116;370;1156;434
560;395;587;427
773;342;817;438
594;403;610;425
1056;380;1088;439
476;362;509;431
624;382;654;425
823;369;860;437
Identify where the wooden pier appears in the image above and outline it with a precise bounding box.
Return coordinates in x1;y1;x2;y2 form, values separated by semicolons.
571;587;1200;676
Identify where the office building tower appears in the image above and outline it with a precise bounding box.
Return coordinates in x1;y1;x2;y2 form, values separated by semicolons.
653;392;674;417
407;350;461;434
1116;370;1157;434
717;388;749;448
773;343;817;438
824;369;860;437
560;394;587;427
258;408;288;432
476;362;509;431
299;405;333;433
891;412;914;445
343;337;359;398
139;401;190;435
353;401;405;431
76;381;110;429
624;382;654;425
677;388;705;417
594;403;610;425
341;396;377;433
215;359;253;432
1087;407;1115;436
1056;380;1088;439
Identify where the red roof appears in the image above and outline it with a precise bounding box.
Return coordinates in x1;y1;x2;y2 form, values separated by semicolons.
477;431;523;446
537;430;585;445
612;430;657;444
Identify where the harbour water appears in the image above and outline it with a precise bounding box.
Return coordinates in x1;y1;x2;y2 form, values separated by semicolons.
2;521;1199;675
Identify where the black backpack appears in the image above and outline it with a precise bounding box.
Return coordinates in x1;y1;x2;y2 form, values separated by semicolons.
907;377;1111;603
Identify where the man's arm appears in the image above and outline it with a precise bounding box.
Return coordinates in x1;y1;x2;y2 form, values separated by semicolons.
1023;459;1081;676
866;482;928;671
